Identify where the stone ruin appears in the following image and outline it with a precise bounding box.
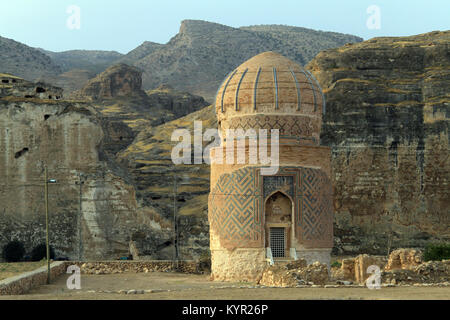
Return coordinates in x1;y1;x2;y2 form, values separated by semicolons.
331;248;450;286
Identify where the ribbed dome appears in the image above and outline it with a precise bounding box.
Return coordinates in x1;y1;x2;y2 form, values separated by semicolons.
215;51;325;118
214;52;325;145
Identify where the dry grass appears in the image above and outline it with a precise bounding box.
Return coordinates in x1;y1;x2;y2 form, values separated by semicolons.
0;261;46;281
0;73;23;79
336;78;372;84
0;96;60;104
178;194;209;216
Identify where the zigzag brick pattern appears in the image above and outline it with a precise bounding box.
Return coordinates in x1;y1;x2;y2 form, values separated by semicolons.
210;166;333;249
209;167;262;248
299;168;333;248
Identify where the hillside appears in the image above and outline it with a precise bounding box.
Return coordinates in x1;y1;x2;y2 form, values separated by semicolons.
37;49;123;74
118;41;163;65
129;20;363;101
0;35;61;81
240;24;362;63
36;69;95;95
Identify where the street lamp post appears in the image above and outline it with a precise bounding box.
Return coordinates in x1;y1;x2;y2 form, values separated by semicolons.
44;166;56;284
75;172;85;261
173;176;178;269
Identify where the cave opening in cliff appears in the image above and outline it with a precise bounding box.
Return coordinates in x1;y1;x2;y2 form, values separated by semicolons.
2;79;9;83
36;87;46;93
14;147;29;159
44;114;51;120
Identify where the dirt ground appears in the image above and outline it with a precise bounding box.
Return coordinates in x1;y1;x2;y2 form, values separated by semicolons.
1;272;449;300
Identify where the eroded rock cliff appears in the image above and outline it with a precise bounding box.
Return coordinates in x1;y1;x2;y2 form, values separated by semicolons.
118;106;216;259
0;89;172;261
306;30;449;254
71;63;146;101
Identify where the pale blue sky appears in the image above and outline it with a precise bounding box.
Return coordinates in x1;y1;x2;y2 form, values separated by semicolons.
0;0;448;53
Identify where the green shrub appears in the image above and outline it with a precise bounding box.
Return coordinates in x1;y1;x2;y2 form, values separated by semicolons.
31;243;55;261
423;243;450;261
331;261;342;268
2;240;25;262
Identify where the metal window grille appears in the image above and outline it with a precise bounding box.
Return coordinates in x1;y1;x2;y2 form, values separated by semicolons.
270;227;285;258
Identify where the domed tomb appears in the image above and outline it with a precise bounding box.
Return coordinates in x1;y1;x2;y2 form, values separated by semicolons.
208;52;333;283
215;51;325;145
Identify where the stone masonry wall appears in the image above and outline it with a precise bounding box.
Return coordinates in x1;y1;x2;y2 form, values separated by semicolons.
0;261;67;295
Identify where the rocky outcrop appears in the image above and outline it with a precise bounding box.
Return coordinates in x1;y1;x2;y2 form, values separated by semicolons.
146;84;209;118
307;30;450;255
72;63;146;101
71;67;208;136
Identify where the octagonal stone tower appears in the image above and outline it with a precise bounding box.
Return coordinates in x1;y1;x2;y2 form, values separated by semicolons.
208;52;333;282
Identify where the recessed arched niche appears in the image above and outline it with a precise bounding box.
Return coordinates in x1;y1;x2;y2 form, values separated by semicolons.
264;191;293;258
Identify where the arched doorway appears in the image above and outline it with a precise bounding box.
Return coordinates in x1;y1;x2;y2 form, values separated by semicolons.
264;191;293;258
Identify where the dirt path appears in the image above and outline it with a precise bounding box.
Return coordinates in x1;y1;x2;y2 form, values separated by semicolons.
1;272;449;300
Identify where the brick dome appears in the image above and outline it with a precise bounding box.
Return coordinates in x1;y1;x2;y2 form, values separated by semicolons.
214;51;326;145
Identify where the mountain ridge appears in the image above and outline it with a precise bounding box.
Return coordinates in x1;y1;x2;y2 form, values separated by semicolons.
1;19;363;100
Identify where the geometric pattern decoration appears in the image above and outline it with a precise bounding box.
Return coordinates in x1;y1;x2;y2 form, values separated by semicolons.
209;167;262;249
299;168;333;248
209;166;333;249
263;175;294;199
223;115;320;145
